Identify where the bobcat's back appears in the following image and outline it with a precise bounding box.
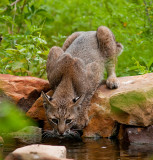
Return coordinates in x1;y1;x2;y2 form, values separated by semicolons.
65;31;102;65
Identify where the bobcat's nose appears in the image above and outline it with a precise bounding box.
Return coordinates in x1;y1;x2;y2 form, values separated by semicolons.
59;131;64;135
58;131;66;139
58;128;65;136
58;121;66;136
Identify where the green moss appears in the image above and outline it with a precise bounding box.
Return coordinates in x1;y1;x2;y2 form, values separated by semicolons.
146;88;153;99
110;91;146;111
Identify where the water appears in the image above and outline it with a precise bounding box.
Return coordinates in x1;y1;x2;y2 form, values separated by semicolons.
1;137;153;160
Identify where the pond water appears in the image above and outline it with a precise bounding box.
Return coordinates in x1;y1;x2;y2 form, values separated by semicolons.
1;137;153;160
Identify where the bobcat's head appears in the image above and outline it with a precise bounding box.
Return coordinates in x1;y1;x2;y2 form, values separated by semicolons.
41;91;84;137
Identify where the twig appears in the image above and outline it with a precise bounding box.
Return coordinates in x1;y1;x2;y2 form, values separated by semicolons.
10;0;21;7
4;0;21;11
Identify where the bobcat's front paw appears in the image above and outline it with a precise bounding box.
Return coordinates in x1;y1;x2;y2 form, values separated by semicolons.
106;76;119;89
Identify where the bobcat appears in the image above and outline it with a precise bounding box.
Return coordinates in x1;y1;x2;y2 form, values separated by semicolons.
42;26;123;137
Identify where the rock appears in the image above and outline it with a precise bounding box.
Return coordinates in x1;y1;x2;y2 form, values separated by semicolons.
109;73;153;126
84;73;153;137
117;124;125;140
10;145;67;159
121;125;153;144
27;73;153;137
26;90;53;130
5;153;73;160
0;90;12;103
9;126;42;144
0;136;4;144
82;100;117;138
0;74;50;112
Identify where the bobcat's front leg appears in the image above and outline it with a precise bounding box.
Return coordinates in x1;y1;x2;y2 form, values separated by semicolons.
77;62;102;129
105;57;119;89
47;46;64;90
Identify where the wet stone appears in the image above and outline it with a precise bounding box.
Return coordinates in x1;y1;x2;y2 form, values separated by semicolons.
122;125;153;144
9;126;42;144
4;144;71;160
5;153;73;160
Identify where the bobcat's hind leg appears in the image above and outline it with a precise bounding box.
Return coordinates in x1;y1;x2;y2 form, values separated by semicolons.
105;57;119;89
97;26;117;57
97;26;120;89
62;32;84;51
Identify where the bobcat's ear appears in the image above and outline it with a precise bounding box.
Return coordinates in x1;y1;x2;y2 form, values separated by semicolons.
73;94;85;106
41;91;54;110
72;94;85;113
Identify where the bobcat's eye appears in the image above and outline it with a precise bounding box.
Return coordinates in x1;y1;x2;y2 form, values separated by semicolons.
66;119;72;124
52;118;58;124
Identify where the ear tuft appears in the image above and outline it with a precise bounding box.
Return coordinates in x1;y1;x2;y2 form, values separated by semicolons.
41;91;53;101
72;94;85;108
47;95;53;101
73;97;80;103
41;91;55;111
41;91;46;99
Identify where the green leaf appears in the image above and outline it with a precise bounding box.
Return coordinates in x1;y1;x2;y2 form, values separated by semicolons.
12;61;24;71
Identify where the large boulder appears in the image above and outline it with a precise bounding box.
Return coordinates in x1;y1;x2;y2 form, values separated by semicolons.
27;73;153;138
84;73;153;137
0;74;50;112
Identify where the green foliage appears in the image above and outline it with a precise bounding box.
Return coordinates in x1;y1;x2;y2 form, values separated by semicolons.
0;0;153;77
0;101;34;133
1;34;48;77
126;57;153;75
